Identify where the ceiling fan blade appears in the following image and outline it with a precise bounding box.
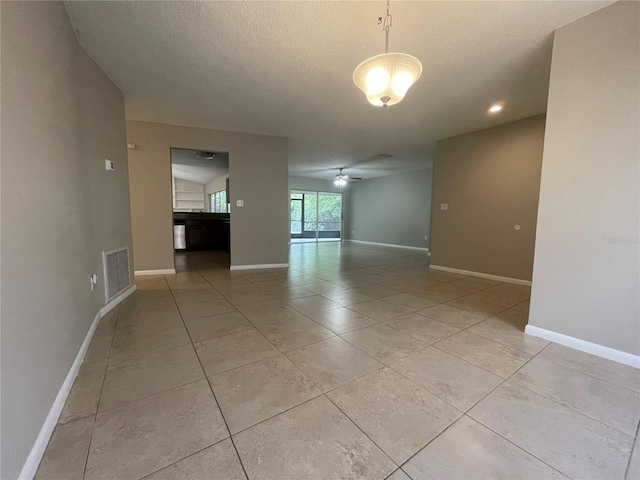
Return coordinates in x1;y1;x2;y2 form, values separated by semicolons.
350;177;363;180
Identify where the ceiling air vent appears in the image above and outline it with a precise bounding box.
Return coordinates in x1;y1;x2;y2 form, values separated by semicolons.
103;247;130;301
195;151;216;160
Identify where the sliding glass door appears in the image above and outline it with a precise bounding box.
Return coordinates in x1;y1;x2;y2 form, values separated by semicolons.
291;190;342;242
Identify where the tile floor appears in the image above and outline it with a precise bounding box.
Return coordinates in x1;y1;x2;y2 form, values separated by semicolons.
36;243;640;480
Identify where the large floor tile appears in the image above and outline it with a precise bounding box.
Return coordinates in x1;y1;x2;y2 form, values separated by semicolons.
445;297;507;317
58;358;107;424
382;293;438;311
250;314;335;352
538;343;640;393
469;380;634;480
100;344;204;411
209;355;321;433
348;299;414;322
195;329;280;376
185;311;254;342
417;304;485;328
385;313;459;344
109;316;191;365
511;356;640;435
168;281;215;294
328;368;460;464
35;416;94;480
120;292;176;314
464;290;524;308
483;283;531;299
172;288;223;305
86;379;228;480
320;288;375;306
628;438;640;480
117;305;182;328
215;284;271;303
178;298;236;321
468;316;548;355
145;439;246;480
267;286;316;301
350;284;402;298
305;307;377;334
342;324;425;364
434;331;531;378
403;416;568;480
390;347;502;411
286;337;383;392
233;396;396;480
424;282;478;297
286;294;341;315
387;469;412;480
408;288;460;304
84;314;117;361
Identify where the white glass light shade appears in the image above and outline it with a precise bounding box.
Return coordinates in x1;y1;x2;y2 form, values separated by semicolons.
353;53;423;107
334;178;347;187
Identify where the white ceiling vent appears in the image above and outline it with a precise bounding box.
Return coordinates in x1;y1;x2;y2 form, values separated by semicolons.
103;247;130;301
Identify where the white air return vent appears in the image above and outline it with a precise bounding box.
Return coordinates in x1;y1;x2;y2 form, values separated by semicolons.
103;247;130;301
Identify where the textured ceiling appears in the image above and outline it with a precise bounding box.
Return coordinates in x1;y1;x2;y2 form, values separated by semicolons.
65;1;610;180
171;148;229;184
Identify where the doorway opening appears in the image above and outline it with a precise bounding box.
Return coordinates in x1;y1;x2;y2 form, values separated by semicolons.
290;190;342;243
170;148;231;271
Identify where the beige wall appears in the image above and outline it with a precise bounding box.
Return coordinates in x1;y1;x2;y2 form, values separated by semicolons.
344;169;433;249
529;2;639;355
1;2;133;478
431;115;545;280
126;121;289;270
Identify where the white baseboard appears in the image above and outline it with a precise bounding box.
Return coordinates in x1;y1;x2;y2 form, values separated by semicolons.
101;284;136;316
19;309;102;480
19;290;133;480
134;269;175;276
525;325;640;369
429;264;531;286
230;263;289;271
345;239;430;252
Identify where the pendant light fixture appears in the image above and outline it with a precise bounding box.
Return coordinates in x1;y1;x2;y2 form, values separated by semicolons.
353;0;422;107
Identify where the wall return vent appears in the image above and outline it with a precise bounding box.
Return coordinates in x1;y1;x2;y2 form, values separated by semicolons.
103;247;130;301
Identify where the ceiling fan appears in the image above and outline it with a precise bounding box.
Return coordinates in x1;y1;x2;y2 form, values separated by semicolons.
334;168;362;187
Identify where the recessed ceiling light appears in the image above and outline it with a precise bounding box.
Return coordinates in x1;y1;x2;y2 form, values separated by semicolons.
489;104;503;113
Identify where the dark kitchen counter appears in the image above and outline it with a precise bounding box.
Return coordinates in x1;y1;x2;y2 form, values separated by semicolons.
174;212;230;251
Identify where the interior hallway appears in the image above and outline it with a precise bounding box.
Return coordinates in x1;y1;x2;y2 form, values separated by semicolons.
36;243;640;480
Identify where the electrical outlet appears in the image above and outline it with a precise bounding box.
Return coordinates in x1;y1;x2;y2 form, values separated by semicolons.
424;235;428;241
440;203;448;210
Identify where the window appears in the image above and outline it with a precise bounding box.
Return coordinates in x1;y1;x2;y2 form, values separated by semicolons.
210;190;229;213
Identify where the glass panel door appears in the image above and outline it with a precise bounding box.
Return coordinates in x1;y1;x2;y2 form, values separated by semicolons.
318;193;342;240
291;196;302;236
291;190;342;243
303;192;318;240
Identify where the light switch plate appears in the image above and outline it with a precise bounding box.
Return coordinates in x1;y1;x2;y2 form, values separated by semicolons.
236;200;244;207
105;159;115;171
440;203;448;210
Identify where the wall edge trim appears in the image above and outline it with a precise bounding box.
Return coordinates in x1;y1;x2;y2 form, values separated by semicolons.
345;239;430;252
100;285;137;316
525;325;640;369
134;269;176;276
18;285;136;479
429;264;531;286
230;263;289;271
